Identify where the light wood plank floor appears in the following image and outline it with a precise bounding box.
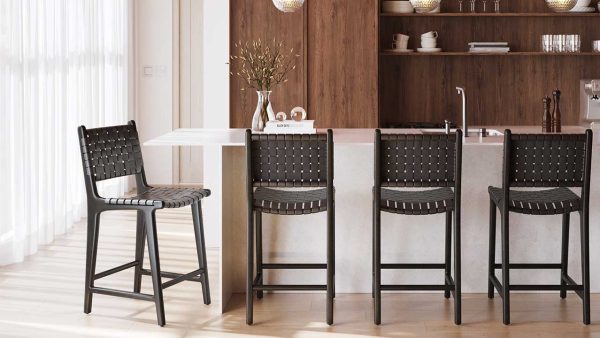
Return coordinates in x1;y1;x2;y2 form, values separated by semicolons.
1;209;600;337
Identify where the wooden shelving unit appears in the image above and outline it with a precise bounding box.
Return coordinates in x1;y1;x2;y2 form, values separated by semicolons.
377;0;600;127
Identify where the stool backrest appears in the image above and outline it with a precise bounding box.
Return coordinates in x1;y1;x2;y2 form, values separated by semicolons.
246;130;333;188
504;130;592;188
78;121;147;197
375;130;462;188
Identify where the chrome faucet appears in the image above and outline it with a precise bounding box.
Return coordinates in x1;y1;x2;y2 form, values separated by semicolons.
456;87;468;137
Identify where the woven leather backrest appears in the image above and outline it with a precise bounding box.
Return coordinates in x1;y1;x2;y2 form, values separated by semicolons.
509;133;587;187
79;122;144;182
249;133;329;187
379;134;457;187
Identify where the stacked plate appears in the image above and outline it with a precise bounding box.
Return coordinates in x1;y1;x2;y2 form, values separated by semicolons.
382;1;414;13
569;0;596;12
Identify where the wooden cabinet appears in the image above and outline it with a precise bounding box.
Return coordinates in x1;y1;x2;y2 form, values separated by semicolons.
229;0;378;128
231;0;599;128
378;0;600;127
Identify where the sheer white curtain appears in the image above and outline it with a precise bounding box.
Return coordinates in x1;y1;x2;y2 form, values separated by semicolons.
0;0;131;265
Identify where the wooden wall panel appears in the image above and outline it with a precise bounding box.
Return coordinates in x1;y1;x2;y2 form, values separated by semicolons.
229;0;306;128
308;0;379;128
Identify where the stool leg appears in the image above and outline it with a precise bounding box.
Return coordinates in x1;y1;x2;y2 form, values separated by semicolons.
326;201;335;325
84;210;101;314
580;210;591;325
192;201;211;305
255;211;263;299
454;208;462;325
488;199;496;299
444;211;452;299
332;203;336;299
133;210;146;293
372;199;375;299
145;210;166;327
246;209;254;325
374;203;381;325
560;213;570;299
501;208;510;325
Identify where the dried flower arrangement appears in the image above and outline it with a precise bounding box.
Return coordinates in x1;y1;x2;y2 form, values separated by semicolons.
230;38;299;92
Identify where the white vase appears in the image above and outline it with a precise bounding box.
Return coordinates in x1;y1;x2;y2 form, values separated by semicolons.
252;91;275;132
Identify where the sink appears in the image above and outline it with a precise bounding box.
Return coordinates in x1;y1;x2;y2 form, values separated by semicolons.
421;128;503;137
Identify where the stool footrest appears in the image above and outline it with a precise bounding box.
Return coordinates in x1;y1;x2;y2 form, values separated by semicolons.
380;284;453;291
382;263;445;270
162;268;204;289
94;260;140;280
490;275;504;297
490;273;583;296
493;263;562;269
262;263;326;270
253;284;327;291
141;268;205;283
91;287;154;301
510;284;583;291
562;274;585;299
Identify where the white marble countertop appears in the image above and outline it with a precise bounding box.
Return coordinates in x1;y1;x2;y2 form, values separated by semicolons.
144;126;592;147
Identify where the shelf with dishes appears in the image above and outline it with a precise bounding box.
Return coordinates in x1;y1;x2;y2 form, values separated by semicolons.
381;51;600;56
380;12;600;17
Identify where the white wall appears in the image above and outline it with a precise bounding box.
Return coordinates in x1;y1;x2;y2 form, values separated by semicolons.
201;0;229;247
179;0;204;184
134;0;176;185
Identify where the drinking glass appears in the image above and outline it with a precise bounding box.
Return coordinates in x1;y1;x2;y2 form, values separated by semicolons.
494;0;501;12
482;0;487;12
470;0;477;12
458;0;464;12
553;35;566;53
566;35;580;53
542;35;554;53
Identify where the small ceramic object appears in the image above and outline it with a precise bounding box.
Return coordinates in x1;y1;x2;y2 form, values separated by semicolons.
290;106;307;121
276;112;287;121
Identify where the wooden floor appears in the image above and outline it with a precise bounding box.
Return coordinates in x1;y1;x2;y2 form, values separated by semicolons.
1;209;600;337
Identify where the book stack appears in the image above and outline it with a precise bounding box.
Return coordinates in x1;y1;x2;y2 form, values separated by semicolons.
263;120;316;134
468;42;510;53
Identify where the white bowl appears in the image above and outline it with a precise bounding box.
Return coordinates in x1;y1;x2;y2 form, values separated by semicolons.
382;1;414;13
575;0;591;7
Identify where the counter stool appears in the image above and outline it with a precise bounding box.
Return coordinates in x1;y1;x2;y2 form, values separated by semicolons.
78;121;211;327
373;130;463;325
245;130;335;325
488;129;593;325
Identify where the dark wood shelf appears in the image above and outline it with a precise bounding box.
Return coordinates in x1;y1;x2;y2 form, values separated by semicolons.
380;12;599;17
381;51;600;56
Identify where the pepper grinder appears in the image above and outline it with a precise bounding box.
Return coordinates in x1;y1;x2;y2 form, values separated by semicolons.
542;96;552;133
552;89;562;133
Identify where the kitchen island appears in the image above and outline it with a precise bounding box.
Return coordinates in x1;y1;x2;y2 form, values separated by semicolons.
145;127;600;312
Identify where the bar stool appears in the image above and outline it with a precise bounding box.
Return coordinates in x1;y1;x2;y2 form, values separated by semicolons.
245;130;335;325
78;121;211;327
373;129;463;325
488;129;593;325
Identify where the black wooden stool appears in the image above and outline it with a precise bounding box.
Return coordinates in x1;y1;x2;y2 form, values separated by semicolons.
245;130;335;325
488;129;593;325
78;121;211;327
373;129;463;325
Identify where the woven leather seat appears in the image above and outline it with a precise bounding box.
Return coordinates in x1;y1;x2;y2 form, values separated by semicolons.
105;187;211;208
254;187;327;215
381;187;454;215
488;186;580;215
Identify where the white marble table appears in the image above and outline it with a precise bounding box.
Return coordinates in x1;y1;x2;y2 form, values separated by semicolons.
145;127;600;312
